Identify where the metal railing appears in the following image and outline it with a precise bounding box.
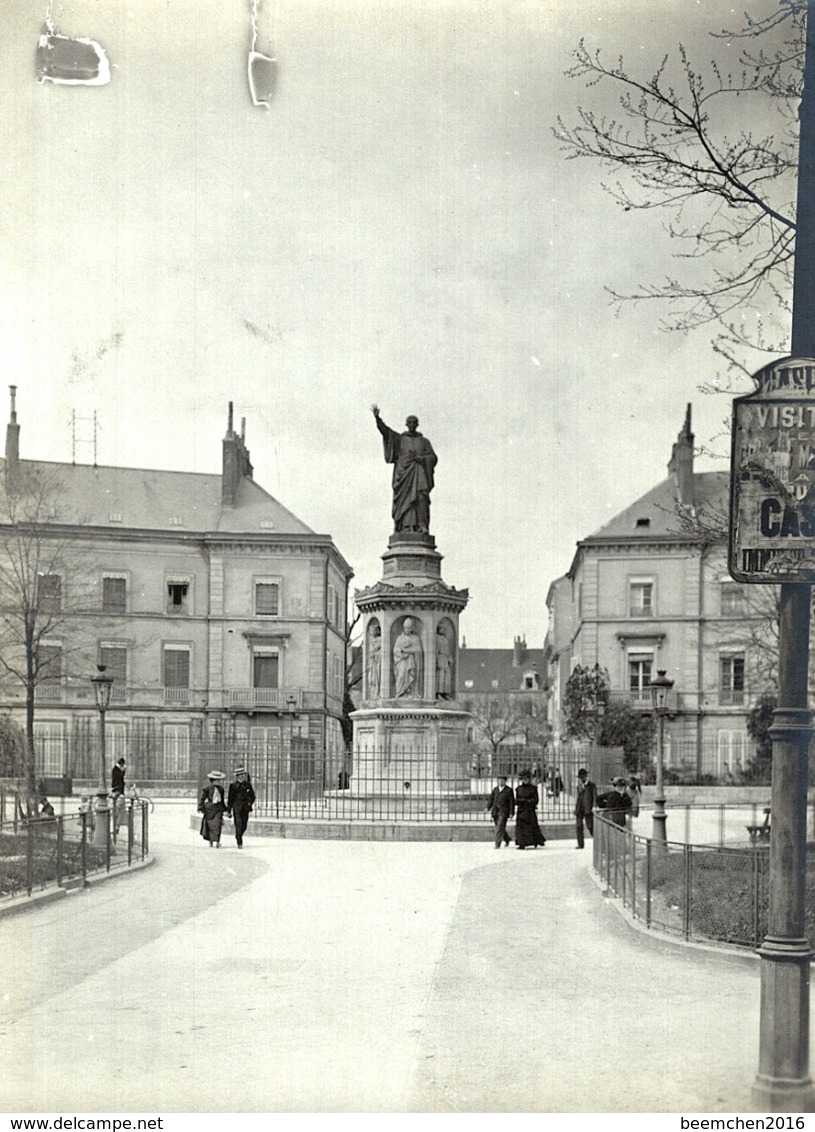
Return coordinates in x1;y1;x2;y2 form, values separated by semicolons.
593;808;779;949
195;743;593;823
0;798;150;901
227;688;303;710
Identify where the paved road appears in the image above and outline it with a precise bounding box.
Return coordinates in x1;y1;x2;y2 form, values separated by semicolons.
0;803;783;1113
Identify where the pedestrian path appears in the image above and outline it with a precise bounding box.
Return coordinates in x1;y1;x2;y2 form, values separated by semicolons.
0;806;782;1113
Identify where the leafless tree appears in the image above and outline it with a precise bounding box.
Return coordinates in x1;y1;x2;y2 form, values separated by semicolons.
0;463;94;802
554;2;805;367
465;693;546;759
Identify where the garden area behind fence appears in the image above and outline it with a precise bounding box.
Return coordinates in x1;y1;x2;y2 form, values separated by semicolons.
591;808;815;950
0;789;150;901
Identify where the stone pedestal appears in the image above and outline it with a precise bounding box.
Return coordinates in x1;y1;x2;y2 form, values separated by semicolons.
351;532;470;795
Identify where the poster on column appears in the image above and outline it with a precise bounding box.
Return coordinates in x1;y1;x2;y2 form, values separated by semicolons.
729;356;815;582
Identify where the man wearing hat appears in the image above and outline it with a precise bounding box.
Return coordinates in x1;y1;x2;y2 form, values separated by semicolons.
574;767;596;849
486;774;515;848
198;771;227;847
597;776;632;827
226;767;256;849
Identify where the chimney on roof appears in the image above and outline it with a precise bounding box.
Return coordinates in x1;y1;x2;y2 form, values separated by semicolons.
6;386;19;471
513;635;528;667
668;403;694;507
222;402;254;508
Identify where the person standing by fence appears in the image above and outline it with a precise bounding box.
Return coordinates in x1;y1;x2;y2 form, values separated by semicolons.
574;767;596;849
111;757;126;841
627;776;642;826
597;777;632;827
226;767;255;849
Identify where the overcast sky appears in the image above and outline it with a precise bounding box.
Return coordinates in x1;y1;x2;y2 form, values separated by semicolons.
0;0;789;647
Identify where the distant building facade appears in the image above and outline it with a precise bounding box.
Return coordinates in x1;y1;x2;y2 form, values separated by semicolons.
458;635;548;768
545;406;776;779
0;395;352;785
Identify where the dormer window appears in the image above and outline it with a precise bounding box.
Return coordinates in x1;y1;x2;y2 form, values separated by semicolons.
635;517;650;529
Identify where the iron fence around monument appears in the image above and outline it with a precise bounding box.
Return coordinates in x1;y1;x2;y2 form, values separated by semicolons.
193;741;601;823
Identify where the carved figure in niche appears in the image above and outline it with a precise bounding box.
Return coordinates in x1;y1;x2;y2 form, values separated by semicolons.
393;617;423;698
366;622;382;699
435;623;453;699
371;405;437;533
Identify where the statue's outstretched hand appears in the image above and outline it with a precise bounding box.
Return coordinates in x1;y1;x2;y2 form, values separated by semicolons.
371;404;380;418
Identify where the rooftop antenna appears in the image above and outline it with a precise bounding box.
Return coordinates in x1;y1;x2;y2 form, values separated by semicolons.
70;409;99;466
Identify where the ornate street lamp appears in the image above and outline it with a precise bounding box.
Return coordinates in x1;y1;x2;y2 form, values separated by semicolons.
649;669;673;842
90;664;114;849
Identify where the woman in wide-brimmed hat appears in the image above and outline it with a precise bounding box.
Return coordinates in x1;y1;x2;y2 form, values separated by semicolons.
198;771;227;848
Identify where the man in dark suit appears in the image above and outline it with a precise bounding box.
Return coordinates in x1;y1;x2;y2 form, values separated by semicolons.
574;767;596;849
110;757;126;842
111;757;126;796
597;777;632;827
487;775;515;848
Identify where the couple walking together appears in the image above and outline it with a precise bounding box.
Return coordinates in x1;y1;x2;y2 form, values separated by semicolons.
199;768;256;848
487;771;546;850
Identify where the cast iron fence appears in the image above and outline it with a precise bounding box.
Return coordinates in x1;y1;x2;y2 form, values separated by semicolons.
593;808;782;949
193;743;623;823
0;796;150;901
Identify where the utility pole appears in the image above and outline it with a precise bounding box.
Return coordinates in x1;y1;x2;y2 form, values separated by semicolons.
751;0;815;1110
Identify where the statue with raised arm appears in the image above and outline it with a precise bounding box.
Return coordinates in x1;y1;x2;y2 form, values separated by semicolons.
371;404;437;534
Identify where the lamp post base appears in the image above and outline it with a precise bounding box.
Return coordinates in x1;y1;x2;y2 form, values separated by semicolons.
753;935;815;1112
752;1075;815;1113
93;792;109;849
652;799;667;842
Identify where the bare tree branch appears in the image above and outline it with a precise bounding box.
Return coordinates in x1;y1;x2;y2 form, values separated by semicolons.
554;6;804;341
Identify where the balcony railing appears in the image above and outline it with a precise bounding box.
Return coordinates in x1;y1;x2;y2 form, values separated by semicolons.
719;689;745;706
228;688;303;710
164;687;191;704
609;689;679;712
34;682;63;703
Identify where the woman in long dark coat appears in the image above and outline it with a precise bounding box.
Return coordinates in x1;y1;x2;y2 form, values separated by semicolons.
226;767;255;848
199;771;227;847
514;771;546;849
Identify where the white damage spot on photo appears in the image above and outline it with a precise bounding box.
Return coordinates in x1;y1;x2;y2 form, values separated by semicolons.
36;19;111;87
248;52;277;108
247;0;277;108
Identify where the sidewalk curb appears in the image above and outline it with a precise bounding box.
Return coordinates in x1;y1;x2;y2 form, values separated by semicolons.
586;857;760;969
0;854;155;920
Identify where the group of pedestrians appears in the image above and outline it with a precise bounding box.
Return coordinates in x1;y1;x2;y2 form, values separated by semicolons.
487;770;546;849
489;768;643;851
198;767;256;849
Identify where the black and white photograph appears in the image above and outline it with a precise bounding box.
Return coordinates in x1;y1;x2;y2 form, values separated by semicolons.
1;0;814;1119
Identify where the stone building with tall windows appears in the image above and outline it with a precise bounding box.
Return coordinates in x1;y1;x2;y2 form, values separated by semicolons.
545;406;778;779
0;393;353;786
